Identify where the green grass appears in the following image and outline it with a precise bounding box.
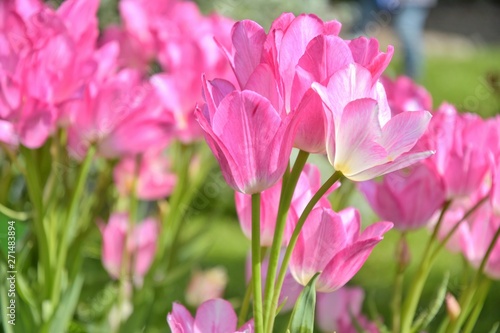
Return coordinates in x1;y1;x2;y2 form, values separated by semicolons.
388;46;500;117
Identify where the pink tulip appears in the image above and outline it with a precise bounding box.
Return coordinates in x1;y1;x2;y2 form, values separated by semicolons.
458;204;500;279
167;299;253;333
423;103;493;199
316;287;379;333
380;75;433;117
491;157;500;216
359;162;446;230
312;64;433;181
0;120;18;146
67;70;173;158
197;76;301;194
220;14;396;154
290;207;392;292
0;0;99;148
235;163;334;246
113;147;177;200
100;213;158;284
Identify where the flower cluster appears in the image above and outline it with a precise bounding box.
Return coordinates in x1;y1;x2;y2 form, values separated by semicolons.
2;0;498;332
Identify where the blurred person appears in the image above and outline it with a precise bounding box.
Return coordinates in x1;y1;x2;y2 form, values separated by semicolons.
394;0;437;79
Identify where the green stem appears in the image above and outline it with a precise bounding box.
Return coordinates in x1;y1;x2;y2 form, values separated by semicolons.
446;224;500;333
163;143;193;271
50;145;95;305
238;281;253;327
1;142;26;174
21;146;51;299
462;278;491;333
392;232;407;333
399;199;451;333
251;193;264;333
431;196;488;261
267;171;342;333
0;203;30;221
263;150;309;330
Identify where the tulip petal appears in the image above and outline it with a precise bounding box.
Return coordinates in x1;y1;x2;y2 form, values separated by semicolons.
167;303;195;333
379;110;432;160
230;20;267;88
334;98;387;176
194;299;237;333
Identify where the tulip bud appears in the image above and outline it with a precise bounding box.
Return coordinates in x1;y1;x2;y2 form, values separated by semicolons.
185;267;228;307
446;292;461;321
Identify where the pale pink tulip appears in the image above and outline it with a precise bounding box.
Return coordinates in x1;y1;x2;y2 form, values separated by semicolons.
167;299;253;333
312;64;433;181
113;148;177;200
316;287;379;333
186;267;228;307
290;207;392;292
491;157;500;216
380;75;433;117
359;163;446;230
235;163;333;246
197;77;300;194
100;213;158;284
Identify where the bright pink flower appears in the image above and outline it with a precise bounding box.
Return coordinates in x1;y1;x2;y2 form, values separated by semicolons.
347;37;394;83
290;207;392;292
151;72;204;142
491;157;500;216
316;287;379;333
0;120;18;146
197;76;301;194
380;75;433;117
100;213;158;284
67;70;173;158
167;299;253;333
312;64;433;181
424;103;493;198
359;163;446;230
113;147;177;200
457;204;500;279
235;163;334;246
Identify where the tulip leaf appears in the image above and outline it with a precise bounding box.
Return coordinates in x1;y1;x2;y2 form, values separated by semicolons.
412;272;449;333
46;274;84;333
488;323;499;333
287;272;320;333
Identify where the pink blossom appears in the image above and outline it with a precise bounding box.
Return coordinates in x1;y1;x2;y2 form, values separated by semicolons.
423;103;493;199
312;64;432;181
458;204;500;279
316;287;379;333
113;147;177;200
167;299;253;333
100;213;158;284
290;207;392;292
0;0;100;148
66;70;173;158
222;15;394;154
359;162;446;230
197;76;301;194
380;75;433;117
